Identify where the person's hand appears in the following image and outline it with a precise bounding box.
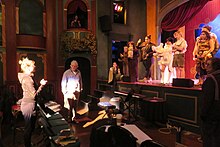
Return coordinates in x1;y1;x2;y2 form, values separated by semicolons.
152;46;156;51
137;39;141;44
200;54;205;58
40;79;47;86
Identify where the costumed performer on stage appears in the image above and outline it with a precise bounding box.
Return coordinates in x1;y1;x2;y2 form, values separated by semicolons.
153;37;174;84
18;57;47;147
202;25;219;56
193;31;215;85
136;35;156;83
172;30;187;78
120;46;129;76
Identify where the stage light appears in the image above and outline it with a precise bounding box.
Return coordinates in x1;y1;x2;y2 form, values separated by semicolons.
114;4;123;12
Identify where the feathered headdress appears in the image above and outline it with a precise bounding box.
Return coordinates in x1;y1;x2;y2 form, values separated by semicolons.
19;57;35;72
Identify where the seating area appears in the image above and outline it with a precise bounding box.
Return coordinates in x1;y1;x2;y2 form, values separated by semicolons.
37;103;81;147
0;83;203;147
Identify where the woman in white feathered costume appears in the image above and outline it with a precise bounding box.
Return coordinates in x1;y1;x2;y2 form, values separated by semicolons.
153;37;174;84
18;57;47;147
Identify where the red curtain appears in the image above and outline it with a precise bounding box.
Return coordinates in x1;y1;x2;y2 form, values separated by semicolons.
161;0;211;31
67;0;87;14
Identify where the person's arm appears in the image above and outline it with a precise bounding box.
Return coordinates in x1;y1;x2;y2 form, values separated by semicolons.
136;39;142;49
22;76;39;99
36;79;47;94
108;67;113;83
115;68;122;81
79;71;83;91
78;20;81;27
208;39;215;54
193;41;198;60
61;72;67;95
173;39;188;52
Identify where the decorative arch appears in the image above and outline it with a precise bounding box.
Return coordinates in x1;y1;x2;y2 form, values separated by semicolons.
64;0;91;30
157;0;189;27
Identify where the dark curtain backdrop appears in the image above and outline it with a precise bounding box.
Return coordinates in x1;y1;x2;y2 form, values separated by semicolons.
161;0;210;31
67;0;87;14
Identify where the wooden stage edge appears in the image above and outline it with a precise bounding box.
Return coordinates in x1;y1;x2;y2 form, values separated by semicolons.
97;79;203;134
118;79;201;91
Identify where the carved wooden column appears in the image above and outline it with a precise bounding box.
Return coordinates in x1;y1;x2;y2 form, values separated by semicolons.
5;0;17;82
45;0;57;81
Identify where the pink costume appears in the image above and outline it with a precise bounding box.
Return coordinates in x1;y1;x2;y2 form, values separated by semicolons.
18;73;40;118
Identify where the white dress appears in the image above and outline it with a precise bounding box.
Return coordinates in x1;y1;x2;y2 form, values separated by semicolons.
154;43;173;70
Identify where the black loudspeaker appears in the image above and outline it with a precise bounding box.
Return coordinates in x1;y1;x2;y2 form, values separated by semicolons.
122;76;130;82
99;15;112;32
172;78;194;88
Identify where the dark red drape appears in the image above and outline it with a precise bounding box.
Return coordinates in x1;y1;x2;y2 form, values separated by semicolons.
67;0;87;14
161;0;211;31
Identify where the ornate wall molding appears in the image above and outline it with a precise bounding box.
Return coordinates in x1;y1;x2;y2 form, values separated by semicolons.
60;30;97;57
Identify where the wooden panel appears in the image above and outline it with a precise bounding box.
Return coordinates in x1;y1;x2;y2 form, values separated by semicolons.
113;81;202;133
16;34;46;49
0;52;3;85
165;93;197;123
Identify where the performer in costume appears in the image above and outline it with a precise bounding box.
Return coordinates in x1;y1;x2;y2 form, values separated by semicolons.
120;46;129;76
202;25;219;56
18;57;47;147
153;37;174;84
127;42;134;59
136;35;156;82
128;41;139;82
193;31;215;85
172;30;187;78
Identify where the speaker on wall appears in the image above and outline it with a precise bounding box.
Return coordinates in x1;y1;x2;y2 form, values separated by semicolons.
172;78;194;88
99;15;112;32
